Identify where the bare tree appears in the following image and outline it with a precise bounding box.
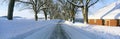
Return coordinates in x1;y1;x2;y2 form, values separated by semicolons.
42;0;62;20
7;0;15;20
42;0;54;20
18;0;47;21
67;0;99;24
58;0;79;23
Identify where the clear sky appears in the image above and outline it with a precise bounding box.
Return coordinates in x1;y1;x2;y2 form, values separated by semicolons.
0;0;118;18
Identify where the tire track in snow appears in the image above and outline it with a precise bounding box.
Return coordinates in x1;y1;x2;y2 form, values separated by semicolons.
10;20;60;39
49;20;71;39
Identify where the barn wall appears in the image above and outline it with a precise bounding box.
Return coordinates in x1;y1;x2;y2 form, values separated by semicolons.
118;20;120;26
88;19;95;25
88;19;103;25
96;19;103;25
104;19;118;26
88;19;120;26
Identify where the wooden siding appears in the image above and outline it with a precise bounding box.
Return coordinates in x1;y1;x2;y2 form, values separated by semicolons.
88;19;103;25
104;19;118;26
88;19;120;26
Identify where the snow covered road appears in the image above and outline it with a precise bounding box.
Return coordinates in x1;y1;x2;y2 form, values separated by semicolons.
10;20;100;39
49;20;71;39
1;19;120;39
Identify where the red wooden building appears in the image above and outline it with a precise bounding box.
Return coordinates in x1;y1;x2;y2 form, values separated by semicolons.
88;2;120;26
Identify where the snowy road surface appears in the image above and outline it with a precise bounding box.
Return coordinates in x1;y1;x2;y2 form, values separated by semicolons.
9;20;99;39
1;19;120;39
49;20;71;39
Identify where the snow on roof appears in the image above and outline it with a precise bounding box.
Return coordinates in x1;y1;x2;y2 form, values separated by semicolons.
89;2;120;19
103;9;120;19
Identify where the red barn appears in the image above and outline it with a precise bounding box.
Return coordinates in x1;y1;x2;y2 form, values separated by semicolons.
88;2;120;26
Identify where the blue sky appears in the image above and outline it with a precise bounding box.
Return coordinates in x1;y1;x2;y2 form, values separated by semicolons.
0;0;118;18
0;0;117;11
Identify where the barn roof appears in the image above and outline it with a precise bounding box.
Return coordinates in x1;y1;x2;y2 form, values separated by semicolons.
103;9;120;19
89;2;120;19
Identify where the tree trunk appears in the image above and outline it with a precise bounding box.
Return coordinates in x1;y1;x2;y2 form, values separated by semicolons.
71;9;75;23
82;6;88;24
71;5;75;23
49;11;53;19
7;0;15;20
43;11;47;20
35;12;38;21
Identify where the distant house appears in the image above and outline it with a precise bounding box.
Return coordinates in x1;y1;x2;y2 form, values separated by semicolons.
88;2;120;26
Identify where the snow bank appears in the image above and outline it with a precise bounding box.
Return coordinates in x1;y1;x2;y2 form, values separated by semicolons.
62;23;100;39
69;22;120;39
0;19;60;39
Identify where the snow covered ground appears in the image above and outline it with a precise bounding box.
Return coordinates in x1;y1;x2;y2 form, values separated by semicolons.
0;18;60;39
64;21;120;39
0;18;120;39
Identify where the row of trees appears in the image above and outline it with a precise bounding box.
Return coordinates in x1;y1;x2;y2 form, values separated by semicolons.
7;0;99;24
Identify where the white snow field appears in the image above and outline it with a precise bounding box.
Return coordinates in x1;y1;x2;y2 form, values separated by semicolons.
0;18;120;39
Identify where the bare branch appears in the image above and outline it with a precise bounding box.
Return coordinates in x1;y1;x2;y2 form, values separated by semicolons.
17;1;32;4
58;0;65;4
37;1;47;12
88;0;99;7
30;0;35;5
86;0;90;5
19;7;32;11
67;0;83;8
